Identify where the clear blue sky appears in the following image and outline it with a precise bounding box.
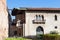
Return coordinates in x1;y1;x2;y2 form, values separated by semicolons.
7;0;60;19
7;0;60;9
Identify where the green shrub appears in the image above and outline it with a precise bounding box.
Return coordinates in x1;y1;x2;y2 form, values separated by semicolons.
44;34;60;40
50;31;58;34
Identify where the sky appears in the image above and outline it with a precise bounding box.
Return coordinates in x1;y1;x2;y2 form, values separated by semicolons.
7;0;60;9
7;0;60;19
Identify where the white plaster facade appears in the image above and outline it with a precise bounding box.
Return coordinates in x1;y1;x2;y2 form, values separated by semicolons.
25;11;60;36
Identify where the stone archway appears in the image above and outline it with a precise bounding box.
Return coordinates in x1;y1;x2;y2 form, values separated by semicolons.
36;26;44;35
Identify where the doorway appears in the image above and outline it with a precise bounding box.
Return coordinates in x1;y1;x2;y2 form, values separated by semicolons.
36;26;44;34
36;26;44;39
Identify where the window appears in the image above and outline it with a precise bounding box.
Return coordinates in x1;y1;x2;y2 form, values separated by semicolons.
35;15;44;21
55;26;57;29
39;15;41;20
55;15;57;21
36;15;38;20
39;15;41;18
42;15;44;21
33;15;45;24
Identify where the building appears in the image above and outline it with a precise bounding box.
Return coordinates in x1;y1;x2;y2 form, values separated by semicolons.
11;7;60;37
8;10;12;37
0;0;9;40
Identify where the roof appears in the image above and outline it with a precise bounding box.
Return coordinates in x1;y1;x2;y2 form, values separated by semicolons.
28;8;60;10
15;7;60;11
12;7;60;16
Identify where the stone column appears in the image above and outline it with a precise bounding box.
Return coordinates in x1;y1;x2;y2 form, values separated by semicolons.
0;0;8;40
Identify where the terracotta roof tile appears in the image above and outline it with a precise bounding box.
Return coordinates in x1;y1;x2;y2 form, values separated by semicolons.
26;8;60;11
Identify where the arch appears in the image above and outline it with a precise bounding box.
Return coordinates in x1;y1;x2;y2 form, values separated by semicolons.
36;26;44;35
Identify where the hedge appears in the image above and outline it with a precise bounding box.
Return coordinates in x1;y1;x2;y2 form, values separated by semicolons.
43;34;60;40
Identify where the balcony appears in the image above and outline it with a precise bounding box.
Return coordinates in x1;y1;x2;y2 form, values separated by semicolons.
32;20;45;24
16;19;23;28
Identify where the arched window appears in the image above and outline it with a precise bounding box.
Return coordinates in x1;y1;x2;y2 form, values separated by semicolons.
55;15;57;21
39;15;40;18
35;15;44;21
39;15;41;20
42;15;44;21
36;15;38;20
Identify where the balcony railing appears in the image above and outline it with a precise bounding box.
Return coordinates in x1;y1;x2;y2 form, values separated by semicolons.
32;20;45;24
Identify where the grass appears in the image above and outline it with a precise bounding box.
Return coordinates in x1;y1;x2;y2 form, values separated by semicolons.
5;37;31;40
